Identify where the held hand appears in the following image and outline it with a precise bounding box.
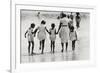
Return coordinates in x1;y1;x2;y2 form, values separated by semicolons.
32;32;34;34
56;32;58;34
49;32;51;35
56;31;59;34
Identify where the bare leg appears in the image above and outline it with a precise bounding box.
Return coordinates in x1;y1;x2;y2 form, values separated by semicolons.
66;42;68;52
39;41;42;50
72;40;76;51
53;41;55;53
61;43;64;53
31;41;34;55
41;39;45;54
51;41;53;52
28;41;31;55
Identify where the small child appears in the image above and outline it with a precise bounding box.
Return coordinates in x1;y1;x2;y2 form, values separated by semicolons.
45;23;57;53
69;26;77;51
25;23;35;56
34;20;46;54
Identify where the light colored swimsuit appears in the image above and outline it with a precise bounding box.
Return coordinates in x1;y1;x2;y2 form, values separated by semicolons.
27;28;34;42
59;18;70;43
69;31;77;41
49;28;56;41
37;25;46;41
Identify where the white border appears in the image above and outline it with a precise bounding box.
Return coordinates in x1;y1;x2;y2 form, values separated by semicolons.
11;2;96;73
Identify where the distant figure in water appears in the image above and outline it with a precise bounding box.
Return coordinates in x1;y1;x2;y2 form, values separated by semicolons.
37;12;40;19
75;12;81;29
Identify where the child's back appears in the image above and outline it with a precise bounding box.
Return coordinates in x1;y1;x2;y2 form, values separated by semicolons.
37;24;46;41
70;31;77;41
49;28;56;41
27;28;34;42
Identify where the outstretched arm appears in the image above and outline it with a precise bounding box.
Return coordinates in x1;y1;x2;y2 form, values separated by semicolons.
34;27;39;34
55;29;58;34
45;27;50;34
33;27;39;37
57;22;62;34
25;30;28;38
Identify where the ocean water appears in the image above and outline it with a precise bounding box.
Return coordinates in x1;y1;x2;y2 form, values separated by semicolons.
20;10;90;63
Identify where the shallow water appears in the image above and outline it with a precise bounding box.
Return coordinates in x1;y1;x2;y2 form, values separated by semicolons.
20;11;90;63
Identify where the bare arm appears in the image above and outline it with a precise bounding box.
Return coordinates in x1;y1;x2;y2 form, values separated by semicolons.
57;22;62;34
34;27;39;34
55;29;58;34
45;27;50;34
68;22;71;29
25;30;28;38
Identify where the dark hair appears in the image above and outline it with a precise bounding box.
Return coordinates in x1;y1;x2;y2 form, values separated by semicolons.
38;12;40;14
76;12;80;15
70;26;74;31
71;12;73;14
51;23;55;28
41;20;46;24
60;12;66;18
31;23;35;28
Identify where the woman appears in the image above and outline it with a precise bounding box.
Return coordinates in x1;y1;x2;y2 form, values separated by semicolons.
57;12;70;52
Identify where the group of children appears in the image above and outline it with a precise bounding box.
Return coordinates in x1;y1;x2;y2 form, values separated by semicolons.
25;12;81;56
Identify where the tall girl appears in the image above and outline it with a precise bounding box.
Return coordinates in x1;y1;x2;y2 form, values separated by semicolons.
34;20;46;54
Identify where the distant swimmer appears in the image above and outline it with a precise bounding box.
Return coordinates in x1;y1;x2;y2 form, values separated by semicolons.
37;12;41;19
